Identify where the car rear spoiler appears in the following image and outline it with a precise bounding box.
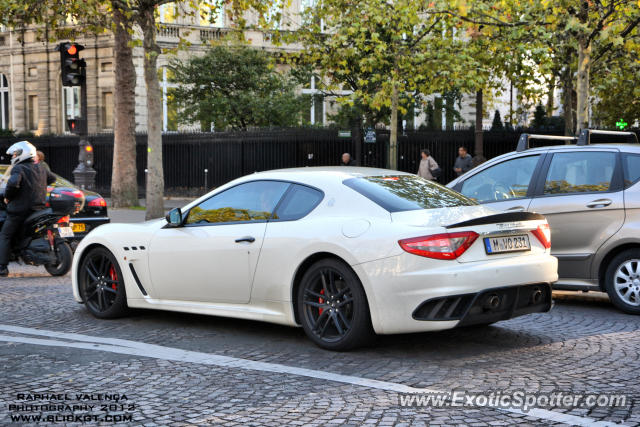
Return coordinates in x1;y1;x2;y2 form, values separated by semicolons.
446;212;545;229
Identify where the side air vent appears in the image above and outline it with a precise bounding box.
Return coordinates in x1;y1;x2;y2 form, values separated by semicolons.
128;263;148;296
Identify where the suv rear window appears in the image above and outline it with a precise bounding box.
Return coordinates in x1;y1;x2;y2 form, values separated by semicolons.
343;175;476;212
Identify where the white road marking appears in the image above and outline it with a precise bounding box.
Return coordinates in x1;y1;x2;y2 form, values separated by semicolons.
0;324;623;427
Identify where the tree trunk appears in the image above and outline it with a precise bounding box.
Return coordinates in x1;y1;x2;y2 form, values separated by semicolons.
474;90;484;158
546;74;556;117
576;39;591;133
389;83;398;170
562;66;574;136
139;8;165;220
110;7;138;208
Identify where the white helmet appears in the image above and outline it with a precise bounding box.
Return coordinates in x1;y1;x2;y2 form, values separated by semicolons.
7;140;37;165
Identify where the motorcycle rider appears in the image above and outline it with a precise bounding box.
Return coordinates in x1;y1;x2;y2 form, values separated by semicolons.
0;141;56;277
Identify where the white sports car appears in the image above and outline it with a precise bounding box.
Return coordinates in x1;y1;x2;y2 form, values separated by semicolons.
72;167;558;350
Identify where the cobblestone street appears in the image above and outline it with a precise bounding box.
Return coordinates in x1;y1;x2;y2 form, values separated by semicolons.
1;265;639;426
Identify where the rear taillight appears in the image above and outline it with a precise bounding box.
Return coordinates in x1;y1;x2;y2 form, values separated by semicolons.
88;197;107;207
399;231;479;260
61;189;84;199
531;223;551;249
57;216;70;224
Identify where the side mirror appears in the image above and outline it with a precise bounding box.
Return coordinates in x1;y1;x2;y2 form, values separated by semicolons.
166;208;183;227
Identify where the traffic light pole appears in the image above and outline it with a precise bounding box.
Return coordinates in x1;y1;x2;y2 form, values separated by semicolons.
72;47;96;190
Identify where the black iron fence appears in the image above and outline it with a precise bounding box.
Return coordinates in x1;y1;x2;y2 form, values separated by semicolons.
2;128;635;196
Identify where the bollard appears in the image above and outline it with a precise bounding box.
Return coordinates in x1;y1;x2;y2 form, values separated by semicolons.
204;168;208;192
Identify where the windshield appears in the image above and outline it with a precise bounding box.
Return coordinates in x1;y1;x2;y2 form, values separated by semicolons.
343;175;476;212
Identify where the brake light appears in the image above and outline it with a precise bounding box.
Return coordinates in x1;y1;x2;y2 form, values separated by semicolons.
61;189;84;199
88;197;107;207
531;223;551;249
399;231;479;260
57;216;70;224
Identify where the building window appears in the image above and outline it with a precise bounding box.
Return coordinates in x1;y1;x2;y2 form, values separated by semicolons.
102;92;113;129
0;74;9;130
160;67;179;131
200;0;225;27
158;3;177;24
28;67;37;77
62;86;81;132
100;62;113;73
28;94;38;131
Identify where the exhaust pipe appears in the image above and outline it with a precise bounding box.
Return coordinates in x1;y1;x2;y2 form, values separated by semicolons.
531;288;543;305
483;294;501;310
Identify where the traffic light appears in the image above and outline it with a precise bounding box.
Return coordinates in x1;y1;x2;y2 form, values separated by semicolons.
79;140;94;167
57;42;86;86
66;118;86;135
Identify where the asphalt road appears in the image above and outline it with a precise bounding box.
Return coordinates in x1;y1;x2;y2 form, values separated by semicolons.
1;213;639;425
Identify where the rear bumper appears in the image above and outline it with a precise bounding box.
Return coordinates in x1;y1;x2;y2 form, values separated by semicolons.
413;283;552;327
354;252;558;334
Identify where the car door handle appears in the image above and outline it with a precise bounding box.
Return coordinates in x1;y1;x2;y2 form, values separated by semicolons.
235;236;255;243
505;206;525;212
586;199;612;208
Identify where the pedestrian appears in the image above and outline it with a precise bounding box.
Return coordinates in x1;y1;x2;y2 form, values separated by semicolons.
417;149;440;181
0;141;56;277
36;150;51;173
340;152;355;166
454;146;473;176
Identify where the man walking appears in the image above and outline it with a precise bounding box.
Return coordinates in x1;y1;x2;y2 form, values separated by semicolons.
417;149;439;181
454;146;473;176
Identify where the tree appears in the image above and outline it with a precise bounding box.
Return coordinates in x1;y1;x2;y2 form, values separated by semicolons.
531;103;547;129
170;44;309;131
294;0;464;169
448;0;640;133
491;110;503;131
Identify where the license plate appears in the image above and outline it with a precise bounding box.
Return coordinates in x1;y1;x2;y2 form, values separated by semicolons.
484;234;530;254
72;223;86;233
58;227;74;238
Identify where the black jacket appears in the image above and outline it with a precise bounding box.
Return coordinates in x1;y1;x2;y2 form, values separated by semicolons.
3;160;56;214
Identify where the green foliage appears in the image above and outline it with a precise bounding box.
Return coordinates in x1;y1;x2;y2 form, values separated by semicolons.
170;44;310;131
531;104;547;129
491;110;503;131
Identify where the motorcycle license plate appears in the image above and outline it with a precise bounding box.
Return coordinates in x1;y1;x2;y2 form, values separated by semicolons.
58;227;74;238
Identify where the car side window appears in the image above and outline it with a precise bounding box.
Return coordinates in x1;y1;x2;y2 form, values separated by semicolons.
544;152;616;195
459;155;540;203
185;180;290;225
622;154;640;189
272;184;323;221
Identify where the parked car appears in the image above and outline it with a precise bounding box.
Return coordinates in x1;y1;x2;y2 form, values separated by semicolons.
72;167;557;350
447;130;640;314
0;164;110;248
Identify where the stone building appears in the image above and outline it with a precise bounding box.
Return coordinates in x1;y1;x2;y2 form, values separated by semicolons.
0;1;544;136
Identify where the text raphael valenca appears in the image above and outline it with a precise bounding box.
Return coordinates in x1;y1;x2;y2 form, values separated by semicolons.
16;393;128;401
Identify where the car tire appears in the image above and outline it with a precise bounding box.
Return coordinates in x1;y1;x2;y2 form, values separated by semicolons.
605;249;640;315
44;241;73;276
79;246;128;319
297;258;374;351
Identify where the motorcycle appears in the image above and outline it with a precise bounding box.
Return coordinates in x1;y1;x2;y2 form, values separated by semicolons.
0;188;84;276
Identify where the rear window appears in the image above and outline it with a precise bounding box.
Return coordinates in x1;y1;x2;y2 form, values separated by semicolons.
343;175;476;212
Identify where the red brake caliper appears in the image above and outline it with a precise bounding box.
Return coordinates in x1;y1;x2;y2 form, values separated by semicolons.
318;289;324;315
109;265;118;290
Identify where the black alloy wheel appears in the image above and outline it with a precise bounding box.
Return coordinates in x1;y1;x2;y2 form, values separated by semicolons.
298;259;374;351
79;247;128;318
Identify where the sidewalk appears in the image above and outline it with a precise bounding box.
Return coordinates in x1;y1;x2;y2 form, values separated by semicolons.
106;197;196;224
